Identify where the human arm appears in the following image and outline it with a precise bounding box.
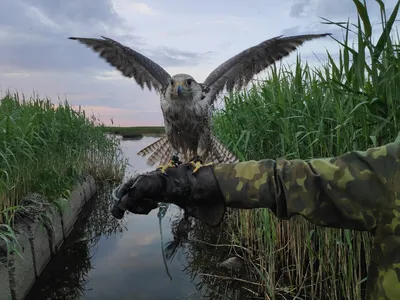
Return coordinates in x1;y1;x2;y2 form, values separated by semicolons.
113;140;399;231
213;141;399;232
111;140;400;300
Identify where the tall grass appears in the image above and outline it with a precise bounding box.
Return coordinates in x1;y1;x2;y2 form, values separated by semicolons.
213;0;400;299
0;92;127;253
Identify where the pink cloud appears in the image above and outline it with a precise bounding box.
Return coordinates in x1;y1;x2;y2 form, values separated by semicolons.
71;105;164;126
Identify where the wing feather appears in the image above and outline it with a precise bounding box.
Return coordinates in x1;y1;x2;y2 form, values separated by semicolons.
69;36;171;94
202;33;332;103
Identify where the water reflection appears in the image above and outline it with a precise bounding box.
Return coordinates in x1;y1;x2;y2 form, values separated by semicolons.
26;136;257;300
25;185;128;300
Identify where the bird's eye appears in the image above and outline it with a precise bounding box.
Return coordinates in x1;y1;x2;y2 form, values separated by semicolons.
170;79;174;85
186;79;192;86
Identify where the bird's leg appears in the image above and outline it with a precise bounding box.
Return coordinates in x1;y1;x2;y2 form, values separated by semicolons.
157;151;182;174
189;155;213;174
171;152;182;165
189;133;213;174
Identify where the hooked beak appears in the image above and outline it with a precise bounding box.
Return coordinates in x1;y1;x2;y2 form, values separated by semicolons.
177;85;183;96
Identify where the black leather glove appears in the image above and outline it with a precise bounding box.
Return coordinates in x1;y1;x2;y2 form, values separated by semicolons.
110;163;227;227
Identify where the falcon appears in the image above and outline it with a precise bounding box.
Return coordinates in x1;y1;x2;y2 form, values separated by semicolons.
69;32;331;173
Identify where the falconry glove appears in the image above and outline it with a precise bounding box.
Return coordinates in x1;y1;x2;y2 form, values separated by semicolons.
111;163;227;227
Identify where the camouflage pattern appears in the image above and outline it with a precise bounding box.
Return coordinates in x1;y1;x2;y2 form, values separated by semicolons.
213;138;400;300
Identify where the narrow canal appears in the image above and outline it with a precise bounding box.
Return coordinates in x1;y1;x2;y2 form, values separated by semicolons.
25;136;252;300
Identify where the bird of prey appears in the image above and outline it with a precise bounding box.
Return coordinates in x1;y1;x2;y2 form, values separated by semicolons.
69;32;331;173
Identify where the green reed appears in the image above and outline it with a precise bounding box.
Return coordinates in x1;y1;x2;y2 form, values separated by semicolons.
0;91;127;254
212;0;400;299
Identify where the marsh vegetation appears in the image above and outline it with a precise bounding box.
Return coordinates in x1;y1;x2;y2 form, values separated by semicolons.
0;92;127;255
212;1;400;299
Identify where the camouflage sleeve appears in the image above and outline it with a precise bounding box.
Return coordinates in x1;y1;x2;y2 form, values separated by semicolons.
212;139;400;299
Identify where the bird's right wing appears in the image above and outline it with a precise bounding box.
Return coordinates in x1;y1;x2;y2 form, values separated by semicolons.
69;36;171;94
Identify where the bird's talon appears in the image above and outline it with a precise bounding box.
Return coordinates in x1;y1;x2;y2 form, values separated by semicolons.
190;156;202;164
157;160;178;174
190;160;213;174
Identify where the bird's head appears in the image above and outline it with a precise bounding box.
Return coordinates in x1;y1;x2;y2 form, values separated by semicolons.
167;74;201;101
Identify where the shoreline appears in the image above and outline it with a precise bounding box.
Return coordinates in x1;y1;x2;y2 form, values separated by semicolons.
102;126;165;134
101;126;165;139
0;175;97;300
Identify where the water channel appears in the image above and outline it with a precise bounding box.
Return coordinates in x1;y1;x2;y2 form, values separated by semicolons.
25;136;253;300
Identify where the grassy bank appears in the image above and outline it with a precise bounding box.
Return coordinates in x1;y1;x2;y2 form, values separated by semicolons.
213;1;400;299
0;92;127;253
102;126;165;137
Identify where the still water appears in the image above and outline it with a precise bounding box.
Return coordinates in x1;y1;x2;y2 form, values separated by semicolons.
25;137;242;300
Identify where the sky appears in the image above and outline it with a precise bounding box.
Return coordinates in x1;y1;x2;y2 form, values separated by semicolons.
0;0;398;126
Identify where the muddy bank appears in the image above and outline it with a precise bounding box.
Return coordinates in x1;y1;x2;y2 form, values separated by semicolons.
0;175;97;300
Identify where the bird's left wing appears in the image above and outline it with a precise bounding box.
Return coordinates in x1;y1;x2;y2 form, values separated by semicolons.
69;36;171;94
202;33;331;104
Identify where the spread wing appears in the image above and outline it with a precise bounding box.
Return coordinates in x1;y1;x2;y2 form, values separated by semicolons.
202;33;331;104
69;36;171;94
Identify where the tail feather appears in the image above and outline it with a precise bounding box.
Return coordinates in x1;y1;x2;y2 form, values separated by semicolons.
137;135;239;167
137;136;168;157
147;141;169;166
206;135;239;164
137;136;174;166
159;143;174;166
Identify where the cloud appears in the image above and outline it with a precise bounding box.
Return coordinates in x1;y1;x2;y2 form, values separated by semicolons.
0;0;213;75
0;0;133;73
0;0;126;42
112;0;160;18
285;0;400;62
0;71;162;114
143;47;215;68
130;2;158;16
289;0;311;18
22;0;122;27
290;0;399;21
1;0;397;126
